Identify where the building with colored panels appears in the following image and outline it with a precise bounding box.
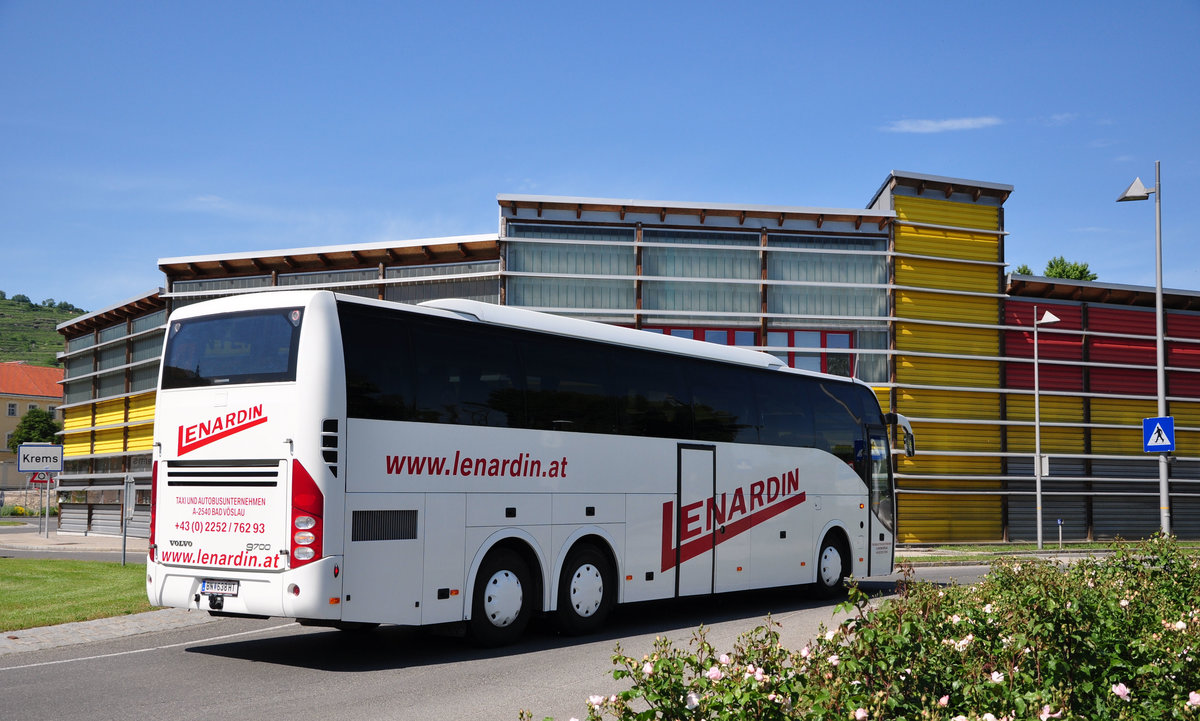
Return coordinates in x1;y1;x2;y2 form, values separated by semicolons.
54;170;1199;541
55;291;165;534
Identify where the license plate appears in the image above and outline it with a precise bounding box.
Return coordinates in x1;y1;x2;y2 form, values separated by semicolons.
200;579;239;596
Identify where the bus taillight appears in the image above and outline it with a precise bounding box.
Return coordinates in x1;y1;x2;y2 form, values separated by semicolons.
290;459;324;567
149;461;158;562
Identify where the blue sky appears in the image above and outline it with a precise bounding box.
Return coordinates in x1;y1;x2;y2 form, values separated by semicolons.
2;1;1197;312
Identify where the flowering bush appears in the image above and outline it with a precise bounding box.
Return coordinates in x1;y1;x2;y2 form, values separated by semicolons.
536;536;1200;720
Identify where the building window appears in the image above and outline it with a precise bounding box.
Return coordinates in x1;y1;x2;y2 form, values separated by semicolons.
6;403;15;417
28;404;38;412
767;330;855;376
640;326;758;347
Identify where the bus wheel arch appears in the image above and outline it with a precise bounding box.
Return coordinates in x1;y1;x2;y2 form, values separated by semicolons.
467;538;544;647
555;536;618;636
813;527;851;598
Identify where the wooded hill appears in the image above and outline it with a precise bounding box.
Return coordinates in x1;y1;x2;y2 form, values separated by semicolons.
0;296;86;367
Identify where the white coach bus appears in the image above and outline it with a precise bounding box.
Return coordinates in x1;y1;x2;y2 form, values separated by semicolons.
146;290;914;645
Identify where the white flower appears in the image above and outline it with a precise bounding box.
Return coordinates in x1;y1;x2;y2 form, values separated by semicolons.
719;653;731;665
685;692;699;710
1176;620;1187;631
799;645;810;659
951;614;961;624
642;661;654;675
984;603;994;614
990;670;1005;683
705;665;723;682
1120;599;1130;608
825;629;836;641
1112;682;1131;701
1039;705;1063;719
828;654;840;666
1188;690;1200;707
854;709;868;720
588;695;605;709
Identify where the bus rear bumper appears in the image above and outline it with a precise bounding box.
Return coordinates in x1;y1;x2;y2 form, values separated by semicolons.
147;556;344;621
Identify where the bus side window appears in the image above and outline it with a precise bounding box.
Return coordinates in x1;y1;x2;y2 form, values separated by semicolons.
614;351;691;439
690;360;759;443
340;304;415;421
754;373;815;448
411;320;522;428
521;335;617;434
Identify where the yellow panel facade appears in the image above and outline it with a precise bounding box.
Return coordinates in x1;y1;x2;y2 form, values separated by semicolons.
1091;428;1144;455
62;406;92;431
898;494;1002;543
128;392;156;422
93;428;124;455
94;399;125;427
1172;402;1200;426
897;356;1000;388
127;423;154;452
896;323;998;356
894;194;1001;230
895;256;999;294
895;290;999;324
63;431;91;457
1091;398;1157;425
896;388;999;419
909;422;1001;454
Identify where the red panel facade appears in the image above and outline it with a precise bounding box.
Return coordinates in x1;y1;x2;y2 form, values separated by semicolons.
1004;301;1083;391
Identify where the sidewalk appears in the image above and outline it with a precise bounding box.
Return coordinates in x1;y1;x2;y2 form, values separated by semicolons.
0;524;211;657
0;524;147;554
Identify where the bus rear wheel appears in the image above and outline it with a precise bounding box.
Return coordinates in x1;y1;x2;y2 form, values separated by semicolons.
556;546;614;635
469;548;533;647
814;533;849;598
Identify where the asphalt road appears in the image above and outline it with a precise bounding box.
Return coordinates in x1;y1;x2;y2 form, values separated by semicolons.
0;566;985;721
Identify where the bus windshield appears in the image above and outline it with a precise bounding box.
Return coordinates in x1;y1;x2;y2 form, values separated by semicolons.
161;307;303;389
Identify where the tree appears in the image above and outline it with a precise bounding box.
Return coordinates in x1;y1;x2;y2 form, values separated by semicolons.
11;293;30;305
0;290;6;300
1014;258;1098;281
7;408;61;453
1044;256;1097;281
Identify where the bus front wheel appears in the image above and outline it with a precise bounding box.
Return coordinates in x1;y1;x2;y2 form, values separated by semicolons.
469;548;533;646
814;533;849;598
556;545;614;635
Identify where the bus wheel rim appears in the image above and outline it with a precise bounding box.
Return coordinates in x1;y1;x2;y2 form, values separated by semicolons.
820;545;842;587
483;570;523;627
568;563;604;617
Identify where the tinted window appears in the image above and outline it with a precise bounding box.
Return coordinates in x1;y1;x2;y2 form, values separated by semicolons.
162;308;302;389
521;335;617;433
689;361;758;443
755;372;816;448
614;350;691;438
340;304;415;421
410;318;521;427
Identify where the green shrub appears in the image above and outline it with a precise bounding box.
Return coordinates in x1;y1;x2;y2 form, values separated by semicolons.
540;536;1200;720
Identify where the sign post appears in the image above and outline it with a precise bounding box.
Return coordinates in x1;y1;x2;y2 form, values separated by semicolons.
18;444;62;538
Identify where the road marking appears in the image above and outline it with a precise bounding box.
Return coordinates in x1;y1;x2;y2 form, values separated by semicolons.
0;622;297;672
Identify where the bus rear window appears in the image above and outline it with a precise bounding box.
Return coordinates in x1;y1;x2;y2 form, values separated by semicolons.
162;308;303;389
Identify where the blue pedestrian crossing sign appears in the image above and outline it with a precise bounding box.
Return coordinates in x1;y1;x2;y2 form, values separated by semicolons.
1143;416;1175;453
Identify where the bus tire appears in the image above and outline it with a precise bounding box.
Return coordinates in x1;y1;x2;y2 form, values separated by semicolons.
556;545;614;635
469;548;533;647
814;533;849;598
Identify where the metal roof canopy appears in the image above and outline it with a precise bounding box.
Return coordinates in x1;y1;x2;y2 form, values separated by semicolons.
868;170;1014;210
157;233;501;282
498;193;894;230
56;288;166;337
1008;274;1200;312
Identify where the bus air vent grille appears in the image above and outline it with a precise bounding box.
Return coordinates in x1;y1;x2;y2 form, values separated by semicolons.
351;509;418;542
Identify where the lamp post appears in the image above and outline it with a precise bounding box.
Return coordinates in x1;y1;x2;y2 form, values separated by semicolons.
1033;305;1060;549
1117;160;1170;535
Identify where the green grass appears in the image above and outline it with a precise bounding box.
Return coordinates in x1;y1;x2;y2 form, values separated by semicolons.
0;558;153;631
0;520;25;526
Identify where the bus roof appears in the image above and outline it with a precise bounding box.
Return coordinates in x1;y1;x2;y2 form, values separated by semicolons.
169;290;870;385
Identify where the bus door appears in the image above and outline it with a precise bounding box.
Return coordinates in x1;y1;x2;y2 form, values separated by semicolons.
675;444;715;596
866;426;895;576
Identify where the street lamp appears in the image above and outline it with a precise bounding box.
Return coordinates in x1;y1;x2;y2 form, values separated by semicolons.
1033;305;1060;549
1117;160;1170;535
